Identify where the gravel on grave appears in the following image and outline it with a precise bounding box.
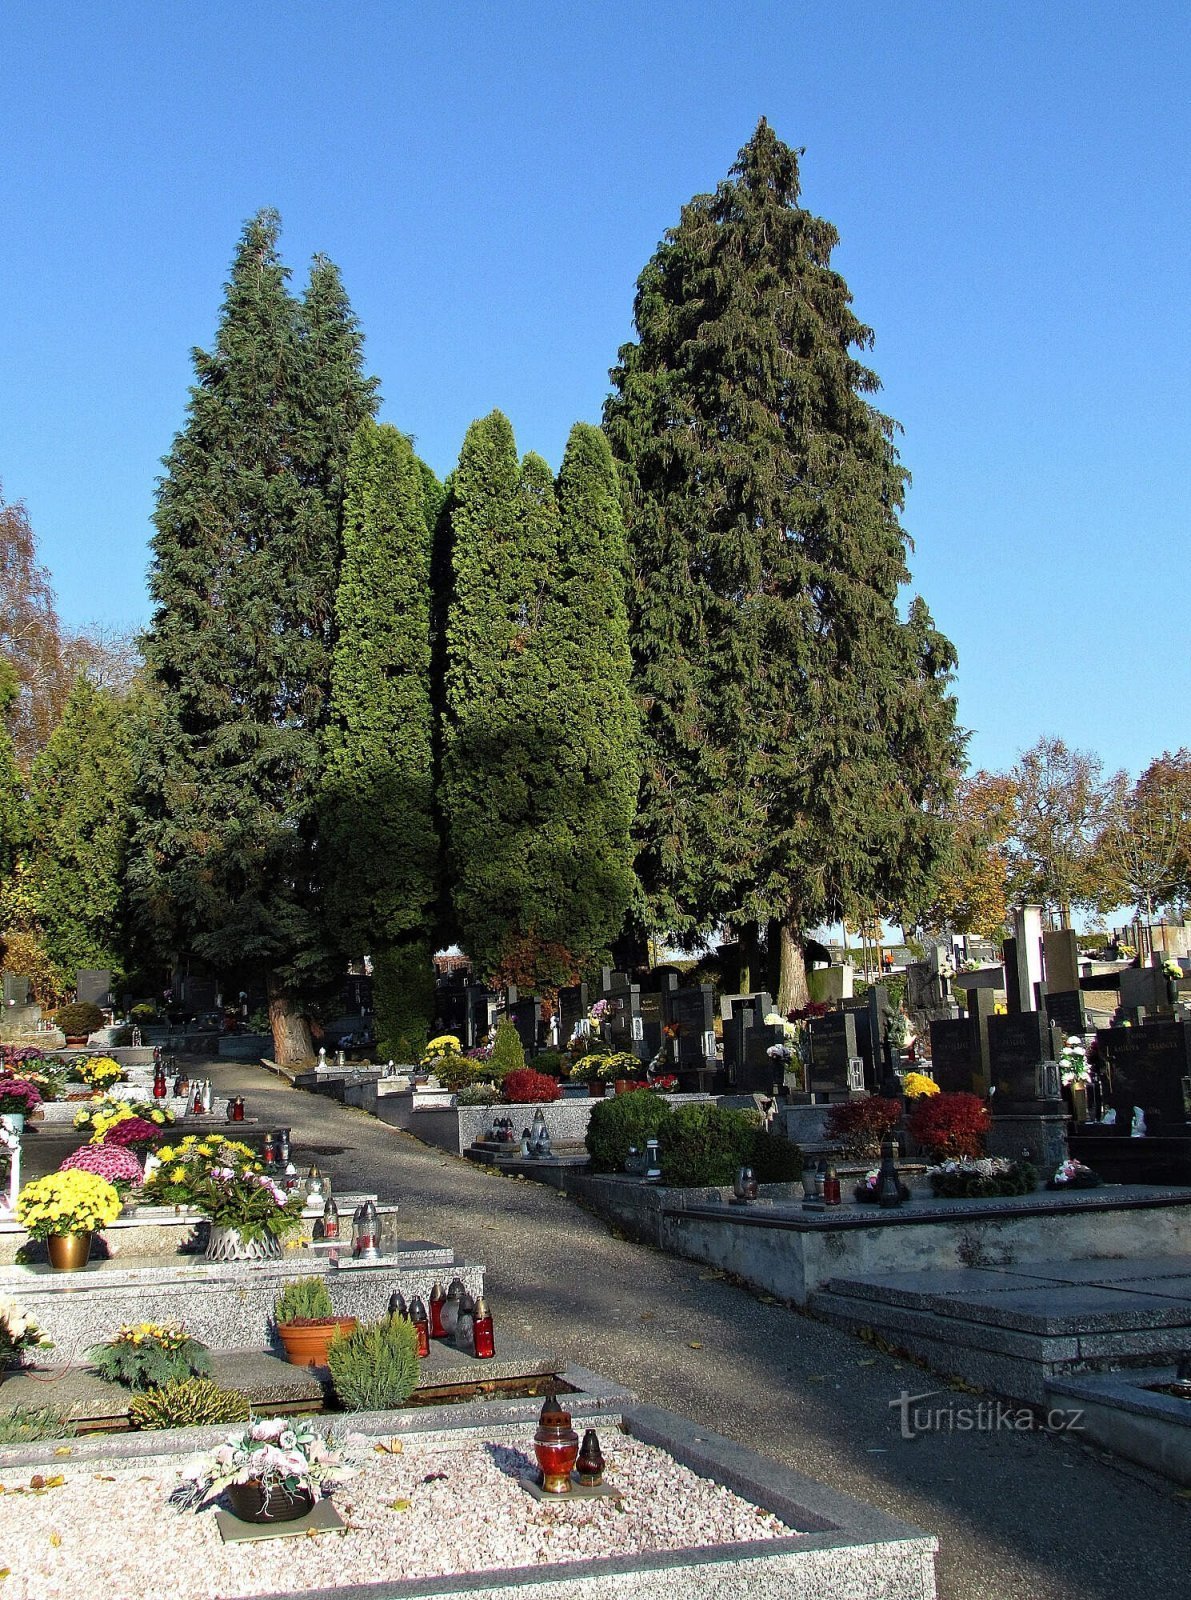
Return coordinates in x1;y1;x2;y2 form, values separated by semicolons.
0;1429;797;1599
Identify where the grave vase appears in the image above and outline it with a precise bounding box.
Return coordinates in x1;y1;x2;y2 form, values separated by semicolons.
225;1479;315;1523
205;1224;282;1263
46;1231;92;1271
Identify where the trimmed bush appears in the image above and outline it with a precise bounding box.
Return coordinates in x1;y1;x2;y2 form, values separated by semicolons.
326;1313;420;1411
585;1090;672;1173
823;1097;902;1159
53;1001;105;1037
487;1017;526;1081
532;1049;564;1077
907;1091;990;1160
127;1377;250;1430
502;1069;561;1104
749;1128;803;1184
660;1104;756;1188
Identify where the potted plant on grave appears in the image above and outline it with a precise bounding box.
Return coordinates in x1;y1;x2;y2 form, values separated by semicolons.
67;1054;125;1093
53;1002;106;1046
139;1135;259;1208
172;1415;351;1523
15;1169;122;1270
187;1149;306;1261
0;1077;42;1133
88;1320;212;1390
906;1091;990;1162
273;1276;357;1368
823;1096;902;1159
58;1142;143;1199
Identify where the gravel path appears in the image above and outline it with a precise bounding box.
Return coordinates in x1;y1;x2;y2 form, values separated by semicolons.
0;1430;792;1599
25;1059;1190;1600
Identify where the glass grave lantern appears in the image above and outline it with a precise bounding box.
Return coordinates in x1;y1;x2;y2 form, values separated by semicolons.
351;1199;381;1259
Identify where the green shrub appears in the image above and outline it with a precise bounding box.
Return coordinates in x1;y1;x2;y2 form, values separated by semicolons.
326;1313;420;1411
0;1403;76;1444
661;1104;756;1188
275;1277;334;1323
456;1082;500;1106
488;1017;527;1082
127;1377;250;1430
749;1128;803;1184
532;1049;564;1077
585;1090;673;1173
88;1325;212;1390
53;1001;105;1037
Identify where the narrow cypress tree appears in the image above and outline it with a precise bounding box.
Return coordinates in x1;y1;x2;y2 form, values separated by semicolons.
441;415;639;989
323;421;439;1058
131;211;376;1062
604;122;962;1007
26;675;135;978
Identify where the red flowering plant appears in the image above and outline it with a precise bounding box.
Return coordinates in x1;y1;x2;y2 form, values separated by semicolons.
907;1092;991;1161
502;1070;562;1105
59;1143;143;1196
823;1097;902;1159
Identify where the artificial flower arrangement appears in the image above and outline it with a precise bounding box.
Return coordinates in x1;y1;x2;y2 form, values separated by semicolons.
763;1011;799;1065
69;1055;125;1092
1163;959;1183;980
172;1416;351;1514
89;1320;211;1390
0;1294;53;1364
901;1071;940;1100
1046;1158;1103;1191
0;1077;42;1116
1058;1036;1091;1088
7;1055;67;1103
926;1156;1036;1199
58;1142;143;1194
141;1136;261;1207
15;1169;122;1239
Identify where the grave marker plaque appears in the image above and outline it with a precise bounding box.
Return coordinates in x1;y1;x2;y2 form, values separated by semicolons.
2;974;30;1007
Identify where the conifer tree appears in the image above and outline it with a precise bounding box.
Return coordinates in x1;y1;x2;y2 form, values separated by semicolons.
131;211;376;1062
323;421;439;1058
441;415;639;990
0;660;27;884
604;122;962;1007
26;675;135;977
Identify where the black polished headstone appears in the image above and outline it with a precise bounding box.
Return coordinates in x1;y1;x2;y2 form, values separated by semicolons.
808;1010;858;1094
1045;990;1087;1038
929;1017;981;1094
988;1011;1056;1104
1096;1021;1191;1130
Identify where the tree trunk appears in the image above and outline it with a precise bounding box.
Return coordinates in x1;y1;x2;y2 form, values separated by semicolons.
737;921;761;995
777;920;810;1014
267;973;314;1066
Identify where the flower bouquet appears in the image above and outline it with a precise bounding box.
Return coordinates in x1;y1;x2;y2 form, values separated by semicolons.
926;1156;1036;1199
0;1294;53;1366
89;1320;211;1390
75;1097;174;1141
186;1158;304;1245
59;1142;143;1195
173;1416;351;1519
16;1169;122;1239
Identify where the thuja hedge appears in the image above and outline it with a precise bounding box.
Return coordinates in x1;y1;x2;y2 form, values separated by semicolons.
586;1096;802;1186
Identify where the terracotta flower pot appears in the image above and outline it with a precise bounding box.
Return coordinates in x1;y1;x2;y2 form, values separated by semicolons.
225;1479;314;1523
278;1318;358;1367
588;1083;606;1098
46;1232;93;1271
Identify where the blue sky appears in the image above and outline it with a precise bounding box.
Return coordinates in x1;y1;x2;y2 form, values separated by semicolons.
2;1;1188;782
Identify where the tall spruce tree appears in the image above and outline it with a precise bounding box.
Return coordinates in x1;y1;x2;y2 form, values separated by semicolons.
26;675;136;978
603;122;963;1007
131;211;376;1062
323;421;440;1057
441;413;638;989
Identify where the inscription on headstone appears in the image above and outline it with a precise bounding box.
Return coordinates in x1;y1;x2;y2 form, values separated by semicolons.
929;1017;980;1094
1096;1022;1191;1129
808;1010;858;1094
